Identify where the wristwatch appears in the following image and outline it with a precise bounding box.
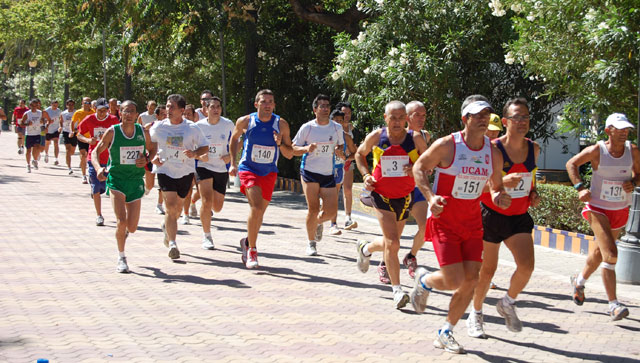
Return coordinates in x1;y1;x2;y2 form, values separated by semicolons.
573;182;585;191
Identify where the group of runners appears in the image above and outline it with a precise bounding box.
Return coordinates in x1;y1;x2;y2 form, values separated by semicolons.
10;89;636;354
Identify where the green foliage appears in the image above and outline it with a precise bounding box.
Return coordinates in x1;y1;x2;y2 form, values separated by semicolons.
530;183;591;235
331;0;562;140
497;0;640;138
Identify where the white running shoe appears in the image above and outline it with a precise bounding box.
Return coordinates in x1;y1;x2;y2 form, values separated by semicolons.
168;241;180;260
246;247;259;269
180;215;190;225
82;175;88;184
434;329;465;354
609;302;630;321
68;168;74;175
54;159;59;166
344;219;358;230
27;165;31;173
44;154;49;163
306;241;318;256
117;257;130;273
96;215;105;226
466;311;487;338
496;298;523;332
394;290;410;309
202;235;215;250
328;224;342;235
32;160;39;170
356;240;371;273
155;205;165;215
189;203;198;218
410;267;431;313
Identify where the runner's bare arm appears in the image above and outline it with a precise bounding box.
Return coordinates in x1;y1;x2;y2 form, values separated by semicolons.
229;116;250;176
566;144;599;202
488;144;511;209
355;129;382;191
344;133;357;160
412;136;453;217
625;144;640;193
529;141;542;207
91;128;114;181
144;129;156;164
277;118;294;159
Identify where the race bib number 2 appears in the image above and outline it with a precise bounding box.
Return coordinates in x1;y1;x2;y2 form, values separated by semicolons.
120;146;144;165
452;174;486;200
600;180;628;202
505;172;533;198
251;145;275;164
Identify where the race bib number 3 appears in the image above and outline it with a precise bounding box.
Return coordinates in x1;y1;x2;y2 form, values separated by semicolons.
120;146;144;165
452;174;486;200
505;173;533;198
600;180;628;202
251;145;275;164
381;155;409;177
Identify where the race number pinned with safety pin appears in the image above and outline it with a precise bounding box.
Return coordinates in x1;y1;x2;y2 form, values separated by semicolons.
120;146;144;165
381;155;409;177
505;172;533;198
601;180;629;202
452;174;486;199
251;144;275;164
314;142;334;159
208;143;225;159
165;145;188;163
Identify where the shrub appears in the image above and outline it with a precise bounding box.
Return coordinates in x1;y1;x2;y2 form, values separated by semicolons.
530;183;592;235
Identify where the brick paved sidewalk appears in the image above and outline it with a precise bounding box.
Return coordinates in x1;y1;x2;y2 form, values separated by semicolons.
1;132;639;362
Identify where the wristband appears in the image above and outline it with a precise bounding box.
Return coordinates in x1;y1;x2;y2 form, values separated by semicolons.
573;182;584;191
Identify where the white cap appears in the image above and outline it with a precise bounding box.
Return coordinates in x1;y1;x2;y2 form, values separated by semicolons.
462;101;493;117
605;113;634;129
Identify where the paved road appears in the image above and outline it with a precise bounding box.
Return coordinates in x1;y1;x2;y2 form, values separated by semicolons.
1;131;639;362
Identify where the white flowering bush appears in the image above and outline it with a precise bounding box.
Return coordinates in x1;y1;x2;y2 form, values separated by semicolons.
332;0;560;137
497;0;640;135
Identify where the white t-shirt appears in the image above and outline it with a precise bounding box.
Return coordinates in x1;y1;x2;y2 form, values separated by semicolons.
195;117;234;173
196;109;207;121
23;110;43;136
150;119;209;179
139;111;157;126
45;107;62;134
293;119;344;175
61;109;74;133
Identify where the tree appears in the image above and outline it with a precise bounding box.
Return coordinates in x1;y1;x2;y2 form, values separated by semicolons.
495;0;639;137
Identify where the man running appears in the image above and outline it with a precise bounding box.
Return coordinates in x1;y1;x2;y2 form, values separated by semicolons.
229;89;294;268
466;98;541;338
91;100;153;272
566;112;640;321
20;99;45;172
77;98;120;226
409;95;510;354
194;97;234;249
355;100;428;308
61;99;77;174
333;101;358;230
150;94;209;260
196;90;213;120
137;100;157;127
292;94;345;256
13;99;28;155
44;100;63;165
109;98;120;120
328;109;357;236
71;97;95;184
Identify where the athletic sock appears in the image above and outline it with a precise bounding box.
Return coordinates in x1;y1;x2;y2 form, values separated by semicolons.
204;232;212;238
362;243;372;257
503;294;516;305
419;274;432;290
474;309;482;315
157;203;163;208
118;251;125;258
609;300;619;309
392;285;402;294
346;214;351;221
576;273;586;287
440;322;454;333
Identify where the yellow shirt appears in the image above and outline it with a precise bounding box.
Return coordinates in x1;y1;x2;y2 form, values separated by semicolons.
71;109;95;132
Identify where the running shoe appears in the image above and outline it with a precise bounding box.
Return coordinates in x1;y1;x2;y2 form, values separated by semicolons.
189;203;198;218
117;257;130;273
490;281;498;289
161;222;169;247
609;303;630;321
356;240;371;273
202;235;215;250
180;214;190;225
570;275;585;306
466;311;486;338
27;165;31;173
240;237;248;264
434;329;465;354
32;160;38;170
44;154;49;163
378;261;391;284
68;168;73;175
96;215;105;226
168;241;180;260
344;219;358;230
410;267;430;313
496;298;523;332
18;147;23;155
54;159;59;166
155;205;166;215
328;224;342;236
403;253;418;279
306;241;318;256
246;247;259;269
393;290;410;309
82;175;88;184
315;223;323;241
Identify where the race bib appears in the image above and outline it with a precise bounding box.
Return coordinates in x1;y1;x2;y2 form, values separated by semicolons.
251;144;275;164
600;180;628;202
452;174;486;199
381;155;409;177
208;143;225;159
94;127;107;139
313;142;334;158
120;146;144;165
27;123;40;134
505;172;533;198
62;115;72;130
165;145;188;163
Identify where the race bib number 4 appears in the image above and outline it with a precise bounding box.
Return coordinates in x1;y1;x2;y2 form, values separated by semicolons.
452;174;486;200
381;155;409;177
505;172;533;198
600;180;628;202
165;145;188;163
251;145;275;164
120;146;144;165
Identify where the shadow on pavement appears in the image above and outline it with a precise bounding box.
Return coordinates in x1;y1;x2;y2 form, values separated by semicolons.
0;174;33;184
0;337;30;348
466;350;530;362
134;266;249;288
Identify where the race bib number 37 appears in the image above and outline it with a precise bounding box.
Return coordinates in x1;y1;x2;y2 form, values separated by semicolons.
381;155;409;177
452;174;486;200
251;145;275;164
120;146;144;165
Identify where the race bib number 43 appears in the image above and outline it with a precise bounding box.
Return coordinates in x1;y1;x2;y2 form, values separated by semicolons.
600;180;628;202
120;146;144;165
452;174;486;199
208;143;225;159
251;145;275;164
381;155;409;177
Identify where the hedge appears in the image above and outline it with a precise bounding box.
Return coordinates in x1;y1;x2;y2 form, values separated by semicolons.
530;183;592;235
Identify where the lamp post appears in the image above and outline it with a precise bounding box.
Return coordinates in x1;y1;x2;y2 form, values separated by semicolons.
2;65;8;131
28;60;37;99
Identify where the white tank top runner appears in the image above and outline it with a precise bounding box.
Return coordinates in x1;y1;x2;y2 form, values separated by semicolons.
589;140;633;210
